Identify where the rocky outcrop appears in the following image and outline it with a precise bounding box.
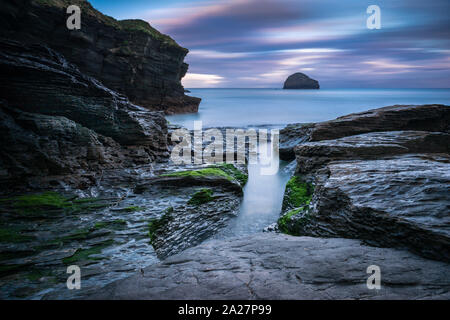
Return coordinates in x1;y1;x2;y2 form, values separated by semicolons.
278;105;450;262
295;130;450;173
283;72;319;89
0;0;200;114
137;165;247;259
90;234;450;300
0;39;169;190
280;104;450;160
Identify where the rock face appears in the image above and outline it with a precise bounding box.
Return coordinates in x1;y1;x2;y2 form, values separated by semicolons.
0;39;168;190
137;165;247;259
278;105;450;262
280;104;450;160
90;234;450;300
0;0;200;114
283;72;319;89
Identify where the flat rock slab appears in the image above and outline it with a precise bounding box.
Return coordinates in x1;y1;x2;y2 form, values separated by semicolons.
280;104;450;160
295;130;450;173
90;234;450;300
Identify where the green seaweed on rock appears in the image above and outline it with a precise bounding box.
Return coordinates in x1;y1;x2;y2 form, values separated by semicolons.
187;189;214;206
282;176;314;210
148;207;174;244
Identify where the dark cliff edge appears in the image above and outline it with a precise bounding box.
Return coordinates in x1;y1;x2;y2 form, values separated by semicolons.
0;0;201;114
0;39;169;191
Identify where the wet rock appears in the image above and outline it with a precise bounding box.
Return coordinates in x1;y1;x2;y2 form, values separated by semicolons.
295;131;450;173
280;104;450;160
283;73;319;89
278;105;450;262
138;165;247;259
0;0;200;114
90;233;450;300
294;154;450;262
0;39;169;190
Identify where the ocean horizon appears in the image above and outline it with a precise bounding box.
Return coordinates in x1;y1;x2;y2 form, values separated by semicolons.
168;88;450;129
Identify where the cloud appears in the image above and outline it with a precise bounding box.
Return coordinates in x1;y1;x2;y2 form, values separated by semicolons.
182;73;225;88
137;0;450;88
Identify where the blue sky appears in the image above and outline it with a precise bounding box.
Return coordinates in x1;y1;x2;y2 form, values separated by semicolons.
90;0;450;88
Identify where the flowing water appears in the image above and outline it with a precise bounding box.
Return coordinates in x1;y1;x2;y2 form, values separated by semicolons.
168;88;450;236
2;88;449;299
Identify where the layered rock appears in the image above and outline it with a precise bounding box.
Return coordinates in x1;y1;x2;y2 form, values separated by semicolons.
0;39;169;190
295;130;450;173
90;234;450;300
283;72;319;89
0;0;200;114
137;165;247;259
278;105;450;262
280;104;450;160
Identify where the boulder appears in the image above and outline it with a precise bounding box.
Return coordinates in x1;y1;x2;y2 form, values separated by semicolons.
283;72;319;89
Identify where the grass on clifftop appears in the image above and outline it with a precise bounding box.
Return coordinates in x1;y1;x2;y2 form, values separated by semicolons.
33;0;182;48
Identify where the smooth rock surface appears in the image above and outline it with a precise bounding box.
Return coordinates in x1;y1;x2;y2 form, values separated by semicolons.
90;233;450;300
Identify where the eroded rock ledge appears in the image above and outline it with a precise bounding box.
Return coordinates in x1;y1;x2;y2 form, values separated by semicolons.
90;234;450;300
278;104;450;262
0;39;168;191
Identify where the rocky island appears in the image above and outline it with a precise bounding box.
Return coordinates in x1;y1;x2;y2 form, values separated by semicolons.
283;72;320;89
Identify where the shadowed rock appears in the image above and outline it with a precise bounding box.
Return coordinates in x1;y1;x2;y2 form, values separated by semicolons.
0;39;169;190
278;105;450;262
0;0;200;114
295;130;450;173
283;72;319;89
137;165;247;259
280;104;450;160
90;234;450;300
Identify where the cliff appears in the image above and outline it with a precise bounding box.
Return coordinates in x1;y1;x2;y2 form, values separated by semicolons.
0;39;169;190
0;0;200;114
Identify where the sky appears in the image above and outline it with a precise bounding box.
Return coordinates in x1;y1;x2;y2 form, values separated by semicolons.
90;0;450;88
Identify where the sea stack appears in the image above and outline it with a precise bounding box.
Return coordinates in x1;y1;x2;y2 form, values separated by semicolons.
283;72;320;89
